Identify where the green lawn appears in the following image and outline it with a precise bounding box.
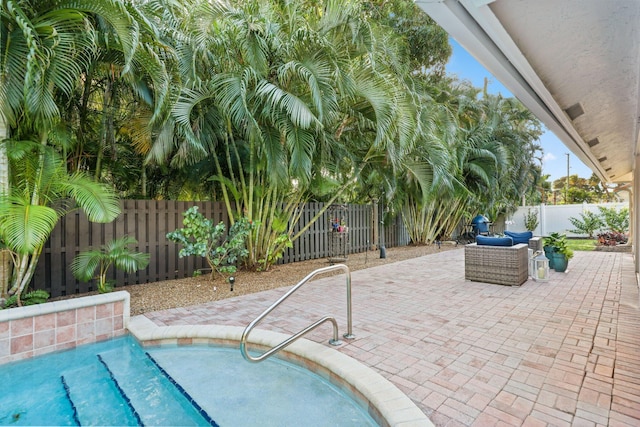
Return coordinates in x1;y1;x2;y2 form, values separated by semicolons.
566;238;597;251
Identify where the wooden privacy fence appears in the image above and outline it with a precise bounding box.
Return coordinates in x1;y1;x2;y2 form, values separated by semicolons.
34;200;410;298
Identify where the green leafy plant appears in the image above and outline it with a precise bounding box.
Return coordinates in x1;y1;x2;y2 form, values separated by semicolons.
523;209;539;231
598;206;629;234
568;211;603;238
544;232;561;248
1;289;50;309
257;233;293;272
555;240;574;260
70;236;150;293
166;207;254;281
544;232;573;259
0;142;121;301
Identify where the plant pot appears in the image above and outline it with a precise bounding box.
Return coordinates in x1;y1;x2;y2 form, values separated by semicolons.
543;246;556;270
551;252;568;273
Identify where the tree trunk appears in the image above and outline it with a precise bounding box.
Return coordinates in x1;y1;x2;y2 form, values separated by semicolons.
95;78;113;180
0;113;11;298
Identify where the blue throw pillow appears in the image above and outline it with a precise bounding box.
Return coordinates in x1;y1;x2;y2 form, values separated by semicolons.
476;235;513;246
504;230;533;245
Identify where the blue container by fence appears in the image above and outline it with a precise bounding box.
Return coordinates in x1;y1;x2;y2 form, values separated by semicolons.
471;214;490;235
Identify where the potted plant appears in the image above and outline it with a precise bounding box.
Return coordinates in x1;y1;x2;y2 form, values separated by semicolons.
544;232;573;273
543;232;560;269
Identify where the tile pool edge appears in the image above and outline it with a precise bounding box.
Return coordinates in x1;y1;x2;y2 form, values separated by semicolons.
128;315;433;427
0;292;130;364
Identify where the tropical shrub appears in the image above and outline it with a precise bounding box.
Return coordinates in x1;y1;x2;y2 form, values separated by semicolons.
1;290;50;309
597;232;628;246
166;207;253;280
598;207;629;234
70;237;150;293
523;208;539;231
568;211;603;238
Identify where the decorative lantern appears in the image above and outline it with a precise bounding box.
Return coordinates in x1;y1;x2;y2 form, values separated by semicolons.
532;252;550;282
528;248;534;277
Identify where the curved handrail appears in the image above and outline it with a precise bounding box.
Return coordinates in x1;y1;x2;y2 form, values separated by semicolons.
240;264;354;363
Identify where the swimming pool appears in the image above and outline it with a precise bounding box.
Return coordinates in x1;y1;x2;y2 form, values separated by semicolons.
0;335;376;426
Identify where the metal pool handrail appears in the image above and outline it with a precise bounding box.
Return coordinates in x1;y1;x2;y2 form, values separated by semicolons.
240;264;354;363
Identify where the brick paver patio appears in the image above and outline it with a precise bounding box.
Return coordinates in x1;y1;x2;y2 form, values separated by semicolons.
144;248;640;426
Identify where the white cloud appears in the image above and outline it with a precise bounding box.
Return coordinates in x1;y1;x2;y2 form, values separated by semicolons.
542;152;556;163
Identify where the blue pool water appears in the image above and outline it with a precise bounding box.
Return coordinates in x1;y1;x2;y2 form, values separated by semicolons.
0;336;377;426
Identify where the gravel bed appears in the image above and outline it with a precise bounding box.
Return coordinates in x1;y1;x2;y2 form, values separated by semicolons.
55;243;460;316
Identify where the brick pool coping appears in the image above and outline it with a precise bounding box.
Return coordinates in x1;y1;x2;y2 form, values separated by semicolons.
128;315;433;427
0;291;130;365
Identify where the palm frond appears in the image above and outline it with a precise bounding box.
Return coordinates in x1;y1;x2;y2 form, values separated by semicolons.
113;251;150;273
255;80;318;129
70;249;103;281
286;127;314;183
0;195;59;254
55;0;140;73
63;173;121;222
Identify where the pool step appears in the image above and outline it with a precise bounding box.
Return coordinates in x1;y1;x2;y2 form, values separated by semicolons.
61;363;139;426
97;346;212;426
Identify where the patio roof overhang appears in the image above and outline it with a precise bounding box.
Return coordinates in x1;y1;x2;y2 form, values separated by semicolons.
415;0;640;185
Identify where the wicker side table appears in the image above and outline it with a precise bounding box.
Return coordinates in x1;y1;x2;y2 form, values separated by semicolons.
465;243;529;286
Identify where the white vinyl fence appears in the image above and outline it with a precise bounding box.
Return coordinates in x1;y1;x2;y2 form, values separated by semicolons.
506;202;628;237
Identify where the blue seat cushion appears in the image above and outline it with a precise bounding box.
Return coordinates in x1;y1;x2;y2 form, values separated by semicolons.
504;230;533;245
476;235;513;246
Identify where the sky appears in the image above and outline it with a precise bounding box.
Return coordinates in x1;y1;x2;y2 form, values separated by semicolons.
445;39;594;183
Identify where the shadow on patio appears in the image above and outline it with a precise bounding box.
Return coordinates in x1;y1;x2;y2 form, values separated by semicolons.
144;248;640;426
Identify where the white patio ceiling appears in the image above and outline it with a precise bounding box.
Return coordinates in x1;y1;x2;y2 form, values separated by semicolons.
416;0;640;184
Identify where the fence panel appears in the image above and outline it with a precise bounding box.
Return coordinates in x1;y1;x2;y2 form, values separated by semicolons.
309;202;325;259
33;200;410;297
281;202;329;264
347;204;369;253
384;214;409;248
507;202;628;237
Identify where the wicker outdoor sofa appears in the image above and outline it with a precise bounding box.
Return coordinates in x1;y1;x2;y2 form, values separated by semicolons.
464;242;529;286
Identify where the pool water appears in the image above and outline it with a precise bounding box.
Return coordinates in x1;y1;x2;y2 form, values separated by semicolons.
0;336;376;426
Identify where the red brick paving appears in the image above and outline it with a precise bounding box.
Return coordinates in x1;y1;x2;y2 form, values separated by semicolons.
145;249;640;426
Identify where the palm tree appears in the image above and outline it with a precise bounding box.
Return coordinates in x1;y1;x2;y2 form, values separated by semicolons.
398;75;543;243
162;0;419;269
443;84;543;221
0;142;120;301
404;79;495;237
537;174;553;203
363;0;452;74
0;116;8;294
485;95;543;217
0;0;172;297
70;236;149;293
